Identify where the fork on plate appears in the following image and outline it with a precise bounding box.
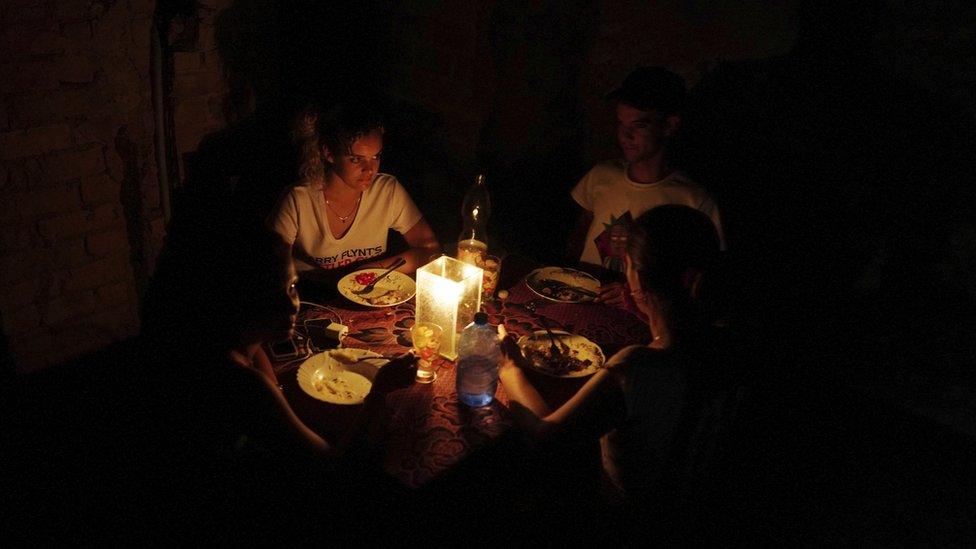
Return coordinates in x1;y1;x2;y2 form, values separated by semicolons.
537;317;563;357
353;257;406;295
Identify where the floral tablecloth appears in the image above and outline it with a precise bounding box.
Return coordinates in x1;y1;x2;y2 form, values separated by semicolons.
274;278;647;488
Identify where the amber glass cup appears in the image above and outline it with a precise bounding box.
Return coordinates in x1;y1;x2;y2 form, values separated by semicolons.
410;321;442;383
481;255;501;299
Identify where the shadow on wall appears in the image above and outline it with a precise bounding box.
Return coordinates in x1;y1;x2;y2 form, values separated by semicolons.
176;0;297;233
677;0;976;386
115;126;151;294
214;0;282;123
380;102;468;249
476;1;600;263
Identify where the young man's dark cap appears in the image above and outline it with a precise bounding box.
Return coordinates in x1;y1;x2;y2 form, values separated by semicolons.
605;66;687;116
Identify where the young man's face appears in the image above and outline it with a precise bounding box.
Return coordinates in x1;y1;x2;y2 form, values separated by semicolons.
615;103;675;164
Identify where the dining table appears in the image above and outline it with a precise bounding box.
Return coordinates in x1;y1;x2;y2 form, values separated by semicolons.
271;256;648;488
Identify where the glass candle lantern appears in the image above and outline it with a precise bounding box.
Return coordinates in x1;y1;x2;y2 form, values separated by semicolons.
415;255;483;360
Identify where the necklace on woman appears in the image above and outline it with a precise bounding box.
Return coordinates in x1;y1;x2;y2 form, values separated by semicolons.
324;192;362;224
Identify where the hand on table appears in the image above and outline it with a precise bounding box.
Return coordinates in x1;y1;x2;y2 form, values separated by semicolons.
370;353;418;396
594;281;648;320
594;281;630;309
497;325;525;378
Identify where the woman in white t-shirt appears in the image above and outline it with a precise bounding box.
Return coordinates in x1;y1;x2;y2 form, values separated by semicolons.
269;103;439;289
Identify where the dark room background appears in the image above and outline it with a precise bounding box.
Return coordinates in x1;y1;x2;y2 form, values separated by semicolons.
2;0;974;436
4;1;976;545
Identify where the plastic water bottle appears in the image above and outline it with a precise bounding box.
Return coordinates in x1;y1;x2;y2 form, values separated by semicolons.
456;312;500;407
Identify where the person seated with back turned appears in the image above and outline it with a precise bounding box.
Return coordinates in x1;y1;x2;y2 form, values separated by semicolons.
567;67;724;310
268;102;440;299
501;205;738;523
140;226;418;542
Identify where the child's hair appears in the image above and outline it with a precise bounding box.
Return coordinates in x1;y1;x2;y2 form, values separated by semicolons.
626;205;722;323
293;102;385;186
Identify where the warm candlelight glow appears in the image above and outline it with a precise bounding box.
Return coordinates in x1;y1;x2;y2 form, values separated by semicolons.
415;256;482;360
432;276;462;303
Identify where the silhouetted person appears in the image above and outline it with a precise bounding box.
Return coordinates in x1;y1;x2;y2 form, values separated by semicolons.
140;225;419;543
181;100;302;235
499;205;742;539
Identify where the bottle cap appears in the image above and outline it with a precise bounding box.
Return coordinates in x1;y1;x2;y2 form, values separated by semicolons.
474;312;488;325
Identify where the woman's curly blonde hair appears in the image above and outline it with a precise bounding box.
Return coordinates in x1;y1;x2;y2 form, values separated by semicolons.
292;103;385;186
292;109;323;185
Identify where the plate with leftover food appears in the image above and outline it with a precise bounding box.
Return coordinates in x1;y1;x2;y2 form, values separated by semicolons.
517;330;605;378
338;268;416;307
296;348;388;405
525;267;600;303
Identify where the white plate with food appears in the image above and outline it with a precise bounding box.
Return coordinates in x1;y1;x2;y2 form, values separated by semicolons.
525;267;600;303
517;330;605;378
296;348;388;405
338;268;416;307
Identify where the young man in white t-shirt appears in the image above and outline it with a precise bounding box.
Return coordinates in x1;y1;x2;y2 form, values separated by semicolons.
568;67;724;308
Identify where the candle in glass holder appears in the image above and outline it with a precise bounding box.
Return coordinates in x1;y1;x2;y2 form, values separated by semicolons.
415;255;483;360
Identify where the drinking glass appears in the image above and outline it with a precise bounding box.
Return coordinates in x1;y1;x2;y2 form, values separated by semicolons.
481;255;500;299
410;321;442;383
457;239;486;266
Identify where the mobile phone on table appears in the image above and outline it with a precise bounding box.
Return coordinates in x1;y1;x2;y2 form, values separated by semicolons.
267;338;304;362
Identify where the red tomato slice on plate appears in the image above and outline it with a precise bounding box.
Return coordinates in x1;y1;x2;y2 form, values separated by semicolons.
354;272;376;285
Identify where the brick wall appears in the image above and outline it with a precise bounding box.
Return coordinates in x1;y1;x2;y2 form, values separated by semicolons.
0;0;232;372
1;0;155;371
167;0;232;177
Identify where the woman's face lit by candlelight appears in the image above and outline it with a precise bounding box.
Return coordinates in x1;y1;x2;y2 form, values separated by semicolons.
324;130;383;193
